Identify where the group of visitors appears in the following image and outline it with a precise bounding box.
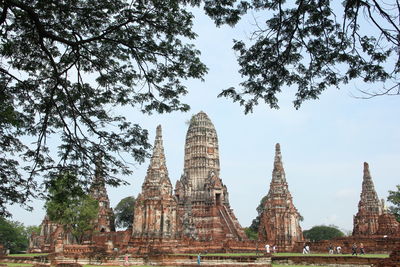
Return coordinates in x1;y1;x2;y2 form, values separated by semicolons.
303;243;364;255
351;243;365;255
325;242;365;255
328;243;342;254
264;243;277;254
195;241;367;265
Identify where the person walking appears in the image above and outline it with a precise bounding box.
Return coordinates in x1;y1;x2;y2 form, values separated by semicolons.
123;255;129;266
265;243;270;254
328;244;334;254
197;253;201;265
302;244;310;254
360;243;365;255
352;243;358;256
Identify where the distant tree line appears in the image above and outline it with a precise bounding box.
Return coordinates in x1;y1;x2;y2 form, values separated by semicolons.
0;217;40;254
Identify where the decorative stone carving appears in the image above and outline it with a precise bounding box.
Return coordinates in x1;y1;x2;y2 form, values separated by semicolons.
353;162;383;236
132;125;178;238
175;111;246;241
258;143;303;249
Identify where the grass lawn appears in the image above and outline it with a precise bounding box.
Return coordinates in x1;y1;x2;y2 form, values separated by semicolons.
273;265;330;267
0;263;33;267
7;254;48;257
177;252;257;256
275;252;389;258
83;266;172;267
176;252;389;258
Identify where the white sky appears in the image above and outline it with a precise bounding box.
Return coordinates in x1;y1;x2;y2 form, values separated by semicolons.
8;6;400;234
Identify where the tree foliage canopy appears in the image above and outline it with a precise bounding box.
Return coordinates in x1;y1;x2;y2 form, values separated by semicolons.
387;185;400;222
0;217;33;253
45;172;99;243
0;0;208;216
114;196;135;229
1;0;398;217
249;195;268;232
244;227;258;240
205;0;400;113
303;225;344;241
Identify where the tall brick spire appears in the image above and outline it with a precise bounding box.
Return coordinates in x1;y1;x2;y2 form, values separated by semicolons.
150;125;167;171
258;143;303;250
90;156;115;232
132;125;177;238
360;163;381;210
353;162;383;236
141;125;171;194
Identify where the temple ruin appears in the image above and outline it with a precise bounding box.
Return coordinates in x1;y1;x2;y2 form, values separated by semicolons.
175;111;247;241
132;125;178;239
90;159;115;233
353;162;399;237
26;112;400;259
29;160;115;252
258;143;304;249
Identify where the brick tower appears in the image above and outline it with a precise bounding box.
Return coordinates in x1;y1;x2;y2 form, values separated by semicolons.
353;162;384;236
376;200;400;237
90;158;115;233
175;111;246;241
258;143;303;249
132;125;178;238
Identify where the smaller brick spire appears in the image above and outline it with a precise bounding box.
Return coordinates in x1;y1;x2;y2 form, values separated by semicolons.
132;125;177;238
353;162;383;236
148;125;167;173
359;162;381;211
142;125;172;194
258;143;303;248
90;155;115;232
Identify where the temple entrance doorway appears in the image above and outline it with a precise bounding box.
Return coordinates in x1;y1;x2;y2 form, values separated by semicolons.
216;193;221;205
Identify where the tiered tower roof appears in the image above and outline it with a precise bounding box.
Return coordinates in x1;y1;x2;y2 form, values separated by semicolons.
353;162;384;236
182;111;220;198
267;143;292;199
358;162;383;214
258;143;303;248
132;125;177;238
90;156;115;232
142;125;172;196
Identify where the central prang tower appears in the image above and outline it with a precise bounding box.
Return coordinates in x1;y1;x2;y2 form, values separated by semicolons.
182;111;220;199
175;111;246;241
